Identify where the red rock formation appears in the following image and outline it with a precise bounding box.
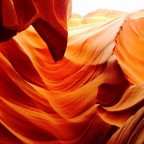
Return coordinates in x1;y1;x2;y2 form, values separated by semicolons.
0;1;144;144
0;0;72;61
107;107;144;144
114;16;144;85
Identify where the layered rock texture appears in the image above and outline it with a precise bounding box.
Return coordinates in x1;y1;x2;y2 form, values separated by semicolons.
68;9;127;27
0;1;144;144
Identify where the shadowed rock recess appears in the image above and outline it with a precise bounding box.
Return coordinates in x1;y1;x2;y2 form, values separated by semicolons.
0;1;144;144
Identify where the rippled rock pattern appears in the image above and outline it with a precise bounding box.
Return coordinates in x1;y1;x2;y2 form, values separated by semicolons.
0;1;144;144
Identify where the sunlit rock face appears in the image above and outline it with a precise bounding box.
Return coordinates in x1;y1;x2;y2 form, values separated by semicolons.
114;16;144;85
68;9;127;28
0;1;144;144
68;13;83;27
82;9;127;24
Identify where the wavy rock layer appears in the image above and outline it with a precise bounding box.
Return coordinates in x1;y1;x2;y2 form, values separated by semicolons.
114;17;144;85
0;2;144;144
0;0;71;61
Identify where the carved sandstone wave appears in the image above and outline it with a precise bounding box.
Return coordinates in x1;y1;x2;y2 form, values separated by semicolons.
0;0;72;61
0;11;144;144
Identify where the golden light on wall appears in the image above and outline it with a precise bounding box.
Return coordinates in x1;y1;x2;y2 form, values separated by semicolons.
0;1;144;144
